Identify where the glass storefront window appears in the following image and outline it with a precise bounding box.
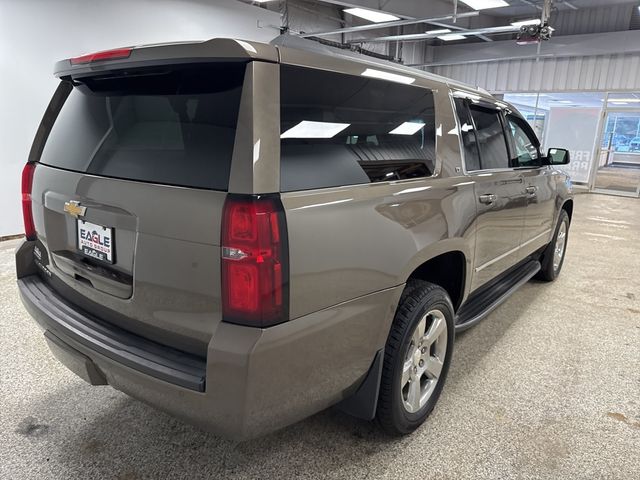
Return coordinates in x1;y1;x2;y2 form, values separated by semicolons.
503;92;605;184
502;91;640;196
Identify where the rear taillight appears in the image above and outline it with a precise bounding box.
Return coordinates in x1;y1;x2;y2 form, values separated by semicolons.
221;195;289;328
70;47;132;65
21;162;36;241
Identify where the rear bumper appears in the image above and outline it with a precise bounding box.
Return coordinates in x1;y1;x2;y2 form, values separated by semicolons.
17;247;403;439
19;275;206;391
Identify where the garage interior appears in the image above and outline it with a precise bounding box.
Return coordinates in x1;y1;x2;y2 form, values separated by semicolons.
1;0;639;479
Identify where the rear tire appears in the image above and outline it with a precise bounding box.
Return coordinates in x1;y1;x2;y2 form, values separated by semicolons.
376;280;455;435
536;210;570;282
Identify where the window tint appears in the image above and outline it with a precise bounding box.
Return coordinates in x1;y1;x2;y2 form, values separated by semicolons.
468;105;510;170
39;63;246;190
280;65;436;192
507;115;540;167
453;98;481;171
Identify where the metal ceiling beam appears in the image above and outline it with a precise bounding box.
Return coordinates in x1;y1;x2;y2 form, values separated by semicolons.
348;24;521;43
298;11;479;37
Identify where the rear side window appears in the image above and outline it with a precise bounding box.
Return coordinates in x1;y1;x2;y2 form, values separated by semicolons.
455;99;511;172
39;63;246;190
280;65;436;192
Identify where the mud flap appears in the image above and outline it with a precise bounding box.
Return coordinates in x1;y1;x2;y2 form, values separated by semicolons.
336;348;384;420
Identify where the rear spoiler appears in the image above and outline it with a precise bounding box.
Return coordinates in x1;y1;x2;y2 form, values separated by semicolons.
54;38;278;79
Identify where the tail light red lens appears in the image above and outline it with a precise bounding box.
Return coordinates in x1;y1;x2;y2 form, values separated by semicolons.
21;162;36;241
70;47;132;65
221;195;289;327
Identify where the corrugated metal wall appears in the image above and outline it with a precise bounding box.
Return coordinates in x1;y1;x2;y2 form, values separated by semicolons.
551;3;633;36
429;52;640;93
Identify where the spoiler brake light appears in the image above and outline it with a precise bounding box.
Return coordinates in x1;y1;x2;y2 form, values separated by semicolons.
70;47;133;65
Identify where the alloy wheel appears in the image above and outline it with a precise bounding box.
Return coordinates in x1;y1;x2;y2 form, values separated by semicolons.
401;309;448;414
553;220;568;272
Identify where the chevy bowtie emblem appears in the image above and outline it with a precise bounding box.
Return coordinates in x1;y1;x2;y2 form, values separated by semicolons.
63;200;87;219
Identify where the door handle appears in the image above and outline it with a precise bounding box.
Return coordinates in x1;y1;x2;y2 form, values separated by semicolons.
526;186;537;195
479;194;497;204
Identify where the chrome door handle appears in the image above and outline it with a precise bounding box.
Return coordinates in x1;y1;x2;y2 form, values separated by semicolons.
526;186;537;195
479;194;497;204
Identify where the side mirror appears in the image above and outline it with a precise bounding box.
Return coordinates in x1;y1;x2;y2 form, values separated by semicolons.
546;148;570;165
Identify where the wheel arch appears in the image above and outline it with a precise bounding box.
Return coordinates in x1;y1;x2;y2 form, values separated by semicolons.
400;242;472;312
561;198;574;222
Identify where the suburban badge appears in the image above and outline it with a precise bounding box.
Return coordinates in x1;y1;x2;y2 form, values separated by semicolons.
63;200;87;218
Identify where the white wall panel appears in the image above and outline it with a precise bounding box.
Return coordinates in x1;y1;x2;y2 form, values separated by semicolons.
0;0;280;236
429;53;640;93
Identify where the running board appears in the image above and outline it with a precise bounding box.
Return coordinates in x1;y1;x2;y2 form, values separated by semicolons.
455;260;541;332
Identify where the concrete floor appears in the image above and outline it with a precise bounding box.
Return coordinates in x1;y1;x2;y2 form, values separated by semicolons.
1;193;639;480
594;165;640;193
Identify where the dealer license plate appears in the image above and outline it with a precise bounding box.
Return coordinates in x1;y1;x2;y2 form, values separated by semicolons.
77;220;114;264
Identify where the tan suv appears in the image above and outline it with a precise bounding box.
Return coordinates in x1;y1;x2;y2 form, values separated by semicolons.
16;37;573;440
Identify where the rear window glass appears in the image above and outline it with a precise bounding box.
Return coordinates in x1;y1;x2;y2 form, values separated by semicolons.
280;65;436;192
39;63;246;190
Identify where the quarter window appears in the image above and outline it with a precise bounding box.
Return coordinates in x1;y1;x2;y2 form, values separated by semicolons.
280;65;437;192
453;98;481;171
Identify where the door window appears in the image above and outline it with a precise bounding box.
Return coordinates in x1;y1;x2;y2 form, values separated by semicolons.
506;115;540;167
467;105;510;170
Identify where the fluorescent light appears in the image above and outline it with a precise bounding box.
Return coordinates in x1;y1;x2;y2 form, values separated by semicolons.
459;0;508;10
281;121;350;139
361;68;415;84
439;33;467;41
511;18;542;27
389;122;425;135
344;7;399;23
612;102;629;105
609;98;640;103
426;29;467;41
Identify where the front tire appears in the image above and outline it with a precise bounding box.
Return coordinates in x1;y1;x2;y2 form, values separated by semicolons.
376;280;455;435
537;210;570;282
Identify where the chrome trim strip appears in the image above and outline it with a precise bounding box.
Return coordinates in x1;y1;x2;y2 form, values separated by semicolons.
521;228;552;249
475;228;552;273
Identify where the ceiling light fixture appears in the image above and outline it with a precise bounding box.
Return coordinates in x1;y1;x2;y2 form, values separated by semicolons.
439;33;467;41
361;68;415;84
511;18;542;27
426;29;452;34
344;7;399;23
459;0;508;11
